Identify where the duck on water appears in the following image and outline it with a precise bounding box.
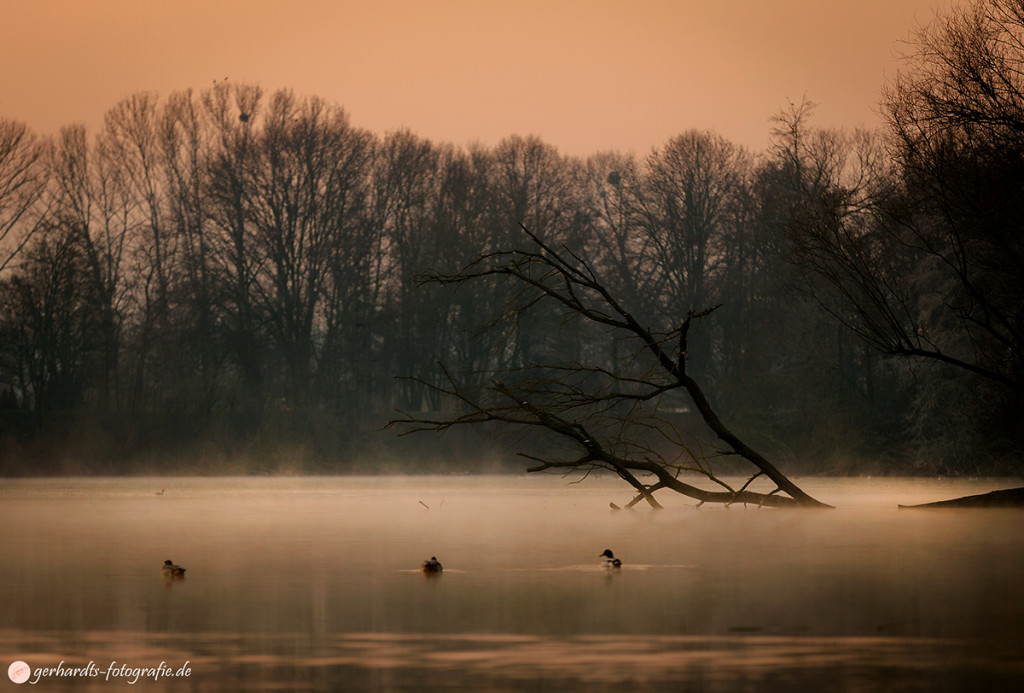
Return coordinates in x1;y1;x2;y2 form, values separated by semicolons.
161;560;186;578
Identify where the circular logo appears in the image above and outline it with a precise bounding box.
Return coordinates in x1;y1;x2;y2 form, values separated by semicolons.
8;661;31;684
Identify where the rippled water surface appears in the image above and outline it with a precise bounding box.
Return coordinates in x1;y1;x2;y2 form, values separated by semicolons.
2;475;1023;691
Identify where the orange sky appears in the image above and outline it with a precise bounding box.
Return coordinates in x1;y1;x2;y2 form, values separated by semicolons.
2;0;957;156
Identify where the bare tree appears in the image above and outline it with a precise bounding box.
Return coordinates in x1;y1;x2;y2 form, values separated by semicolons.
775;3;1024;469
422;144;509;398
47;125;132;408
881;0;1024;395
489;136;585;369
784;3;1024;397
0;226;97;417
390;226;831;509
247;90;374;406
0;119;50;273
159;89;222;417
773;105;913;363
371;129;443;411
581;151;655;319
103;93;175;317
203;81;266;425
638;131;748;318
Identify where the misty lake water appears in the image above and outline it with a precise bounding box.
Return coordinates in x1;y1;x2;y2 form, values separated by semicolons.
2;475;1023;692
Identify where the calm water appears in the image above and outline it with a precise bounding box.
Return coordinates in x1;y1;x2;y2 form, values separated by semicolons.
1;475;1023;691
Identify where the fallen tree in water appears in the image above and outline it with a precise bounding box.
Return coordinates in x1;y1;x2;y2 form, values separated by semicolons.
899;487;1024;509
389;226;831;509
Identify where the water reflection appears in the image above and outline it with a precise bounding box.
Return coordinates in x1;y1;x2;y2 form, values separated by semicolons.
2;630;1022;692
1;476;1023;691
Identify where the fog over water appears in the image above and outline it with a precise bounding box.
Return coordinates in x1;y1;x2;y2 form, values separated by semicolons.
2;475;1023;691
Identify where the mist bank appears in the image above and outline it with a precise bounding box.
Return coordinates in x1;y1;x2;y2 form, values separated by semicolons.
2;407;1016;478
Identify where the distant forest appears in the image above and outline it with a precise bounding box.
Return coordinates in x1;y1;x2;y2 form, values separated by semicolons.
2;1;1023;476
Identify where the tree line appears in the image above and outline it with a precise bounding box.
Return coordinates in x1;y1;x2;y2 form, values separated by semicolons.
1;0;1022;475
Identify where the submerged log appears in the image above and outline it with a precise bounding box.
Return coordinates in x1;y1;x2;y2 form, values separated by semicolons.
898;487;1024;509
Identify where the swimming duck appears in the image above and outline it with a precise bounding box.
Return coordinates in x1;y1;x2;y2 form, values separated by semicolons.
600;549;622;568
161;560;186;578
421;556;443;574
